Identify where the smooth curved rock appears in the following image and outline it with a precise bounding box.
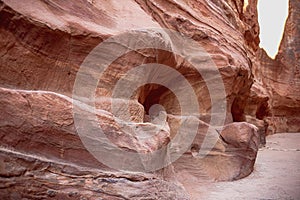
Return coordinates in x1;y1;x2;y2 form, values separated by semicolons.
0;0;264;198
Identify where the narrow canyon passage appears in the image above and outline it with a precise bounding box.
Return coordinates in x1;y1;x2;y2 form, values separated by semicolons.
0;0;299;199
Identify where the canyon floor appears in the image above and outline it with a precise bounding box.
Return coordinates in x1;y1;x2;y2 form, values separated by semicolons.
201;133;300;200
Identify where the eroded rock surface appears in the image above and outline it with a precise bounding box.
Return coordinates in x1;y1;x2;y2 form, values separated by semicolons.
0;0;264;199
247;0;300;134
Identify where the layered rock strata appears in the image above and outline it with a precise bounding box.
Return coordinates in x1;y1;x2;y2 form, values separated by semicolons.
0;0;263;198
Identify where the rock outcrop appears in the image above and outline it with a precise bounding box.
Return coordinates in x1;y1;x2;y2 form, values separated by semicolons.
0;87;259;199
247;0;300;134
0;0;265;199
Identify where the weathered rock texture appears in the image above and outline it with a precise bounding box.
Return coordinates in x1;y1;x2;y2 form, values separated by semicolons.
0;0;267;199
246;0;300;134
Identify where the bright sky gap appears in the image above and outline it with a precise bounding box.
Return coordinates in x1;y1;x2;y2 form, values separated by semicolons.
257;0;289;59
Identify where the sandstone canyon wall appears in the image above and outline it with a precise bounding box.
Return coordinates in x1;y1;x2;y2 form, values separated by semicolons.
0;0;296;199
260;0;300;133
246;0;300;135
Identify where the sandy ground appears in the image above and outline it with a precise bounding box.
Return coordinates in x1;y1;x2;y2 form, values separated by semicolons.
203;133;300;200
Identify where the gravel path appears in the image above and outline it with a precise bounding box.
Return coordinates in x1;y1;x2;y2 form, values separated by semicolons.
203;133;300;200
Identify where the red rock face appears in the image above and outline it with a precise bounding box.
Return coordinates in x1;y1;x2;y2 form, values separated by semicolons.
249;0;300;134
0;0;266;198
